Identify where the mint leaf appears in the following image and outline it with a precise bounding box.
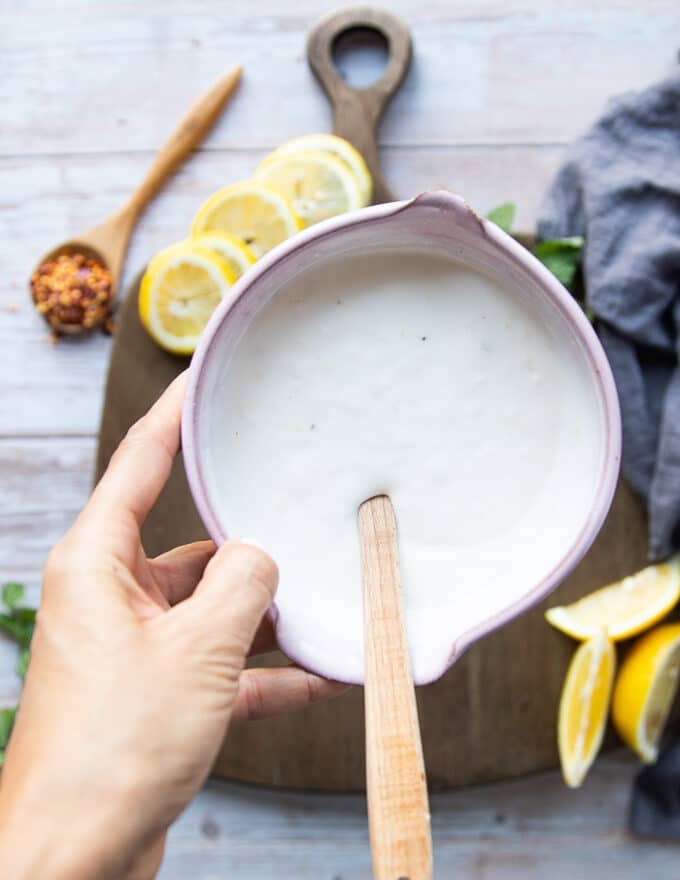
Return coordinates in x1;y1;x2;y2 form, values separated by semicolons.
0;614;30;644
533;237;584;290
0;611;35;649
0;583;34;766
16;648;29;679
485;203;516;234
11;608;36;627
2;583;24;611
0;707;16;758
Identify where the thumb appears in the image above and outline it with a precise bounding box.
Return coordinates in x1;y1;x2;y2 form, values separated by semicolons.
176;540;279;660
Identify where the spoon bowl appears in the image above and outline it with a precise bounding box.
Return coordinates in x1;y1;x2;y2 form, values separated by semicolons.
30;234;124;335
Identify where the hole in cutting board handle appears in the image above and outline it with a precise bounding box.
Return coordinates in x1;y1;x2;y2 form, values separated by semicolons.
331;26;389;88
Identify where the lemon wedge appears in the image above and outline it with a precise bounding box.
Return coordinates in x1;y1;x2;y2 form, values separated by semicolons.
191;182;302;258
558;631;616;788
612;623;680;763
256;150;363;228
267;133;372;205
190;231;256;279
139;242;235;355
546;556;680;641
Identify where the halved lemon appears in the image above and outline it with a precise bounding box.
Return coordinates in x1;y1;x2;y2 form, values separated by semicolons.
558;631;616;788
139;242;235;356
612;623;680;763
191;182;302;258
189;231;256;279
256;150;363;228
546;556;680;641
267;133;372;205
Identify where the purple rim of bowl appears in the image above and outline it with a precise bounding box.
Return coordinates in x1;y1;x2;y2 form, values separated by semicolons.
182;189;622;686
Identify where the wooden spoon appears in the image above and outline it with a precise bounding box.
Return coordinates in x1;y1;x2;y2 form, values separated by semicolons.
30;65;242;335
358;494;433;880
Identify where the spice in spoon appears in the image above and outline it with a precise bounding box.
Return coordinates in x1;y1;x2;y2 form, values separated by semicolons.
30;252;113;331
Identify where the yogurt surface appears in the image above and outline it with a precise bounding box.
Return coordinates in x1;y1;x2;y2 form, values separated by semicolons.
207;250;603;683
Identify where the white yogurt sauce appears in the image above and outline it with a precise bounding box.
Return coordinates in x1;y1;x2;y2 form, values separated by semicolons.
208;251;603;683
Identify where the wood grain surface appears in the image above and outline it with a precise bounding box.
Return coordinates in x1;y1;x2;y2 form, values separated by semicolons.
359;495;432;880
156;753;680;880
2;2;679;875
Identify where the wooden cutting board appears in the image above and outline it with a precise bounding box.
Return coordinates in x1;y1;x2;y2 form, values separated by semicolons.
95;8;649;791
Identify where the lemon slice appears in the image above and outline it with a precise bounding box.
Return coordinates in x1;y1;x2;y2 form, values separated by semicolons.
190;231;256;279
139;242;235;355
267;134;372;205
612;623;680;763
191;182;302;258
558;631;616;788
256;150;363;228
546;556;680;641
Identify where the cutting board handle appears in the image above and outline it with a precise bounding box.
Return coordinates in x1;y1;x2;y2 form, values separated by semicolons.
307;7;412;203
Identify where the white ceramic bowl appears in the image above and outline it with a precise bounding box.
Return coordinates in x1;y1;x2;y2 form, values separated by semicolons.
182;191;621;685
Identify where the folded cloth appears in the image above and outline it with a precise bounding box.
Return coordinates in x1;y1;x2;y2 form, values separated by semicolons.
630;740;680;840
537;64;680;561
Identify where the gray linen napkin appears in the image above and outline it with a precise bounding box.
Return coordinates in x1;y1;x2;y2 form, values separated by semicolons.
630;740;680;840
537;64;680;561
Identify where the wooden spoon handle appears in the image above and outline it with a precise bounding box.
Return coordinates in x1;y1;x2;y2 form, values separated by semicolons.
358;495;432;880
307;8;412;203
124;65;242;219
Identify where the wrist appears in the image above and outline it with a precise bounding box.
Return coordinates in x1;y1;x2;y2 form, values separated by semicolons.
0;781;99;880
0;765;162;880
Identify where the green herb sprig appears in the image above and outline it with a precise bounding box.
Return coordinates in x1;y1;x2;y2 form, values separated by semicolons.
0;582;36;764
484;203;585;295
485;202;516;234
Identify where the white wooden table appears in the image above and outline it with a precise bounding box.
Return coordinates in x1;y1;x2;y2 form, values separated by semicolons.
2;2;679;876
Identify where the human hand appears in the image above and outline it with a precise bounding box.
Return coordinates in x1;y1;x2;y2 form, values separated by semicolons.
0;373;347;880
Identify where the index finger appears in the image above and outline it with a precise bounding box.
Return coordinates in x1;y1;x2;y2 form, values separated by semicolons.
88;371;187;526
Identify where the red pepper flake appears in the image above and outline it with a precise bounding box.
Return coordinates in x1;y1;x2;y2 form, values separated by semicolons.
30;253;112;331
